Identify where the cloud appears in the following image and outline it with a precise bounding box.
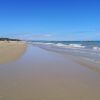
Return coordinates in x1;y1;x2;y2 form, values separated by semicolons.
0;29;100;40
0;32;52;40
11;33;52;40
31;33;52;38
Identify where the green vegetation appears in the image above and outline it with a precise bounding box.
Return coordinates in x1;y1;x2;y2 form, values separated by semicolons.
0;38;21;41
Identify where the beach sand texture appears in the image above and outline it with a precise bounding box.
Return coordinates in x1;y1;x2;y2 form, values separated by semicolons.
0;41;26;64
0;44;100;100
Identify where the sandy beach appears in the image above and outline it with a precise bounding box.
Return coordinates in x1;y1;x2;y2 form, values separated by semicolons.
0;44;100;100
0;41;26;64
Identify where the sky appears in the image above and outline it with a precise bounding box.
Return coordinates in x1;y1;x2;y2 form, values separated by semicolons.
0;0;100;41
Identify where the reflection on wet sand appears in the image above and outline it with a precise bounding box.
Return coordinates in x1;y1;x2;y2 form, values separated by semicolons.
0;45;100;100
75;59;100;74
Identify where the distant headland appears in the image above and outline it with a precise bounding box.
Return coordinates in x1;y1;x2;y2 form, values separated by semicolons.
0;38;21;41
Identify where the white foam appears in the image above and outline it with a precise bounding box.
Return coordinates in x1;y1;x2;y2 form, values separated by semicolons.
93;47;100;51
56;43;85;49
33;42;86;49
68;44;85;48
56;43;66;47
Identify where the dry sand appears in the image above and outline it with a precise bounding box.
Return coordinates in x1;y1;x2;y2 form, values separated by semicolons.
0;45;100;100
0;41;26;64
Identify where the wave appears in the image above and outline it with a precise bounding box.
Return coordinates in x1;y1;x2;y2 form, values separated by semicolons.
33;42;86;49
56;43;85;49
93;47;100;51
31;41;100;63
32;42;100;51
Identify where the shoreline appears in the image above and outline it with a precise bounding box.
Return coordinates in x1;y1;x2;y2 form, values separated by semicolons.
35;44;100;74
0;44;100;99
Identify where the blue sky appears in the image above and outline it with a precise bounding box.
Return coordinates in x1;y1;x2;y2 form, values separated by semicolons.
0;0;100;40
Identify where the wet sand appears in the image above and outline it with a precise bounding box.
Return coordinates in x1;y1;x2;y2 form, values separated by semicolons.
0;44;100;100
0;41;26;64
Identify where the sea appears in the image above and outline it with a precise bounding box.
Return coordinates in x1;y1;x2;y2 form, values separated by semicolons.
30;41;100;64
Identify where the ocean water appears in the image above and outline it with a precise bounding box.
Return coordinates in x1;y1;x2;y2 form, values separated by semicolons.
30;41;100;63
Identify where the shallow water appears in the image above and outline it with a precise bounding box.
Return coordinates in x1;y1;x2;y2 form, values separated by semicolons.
32;41;100;63
0;45;100;100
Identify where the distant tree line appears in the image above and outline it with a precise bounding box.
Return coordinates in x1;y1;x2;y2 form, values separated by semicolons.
0;38;21;41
